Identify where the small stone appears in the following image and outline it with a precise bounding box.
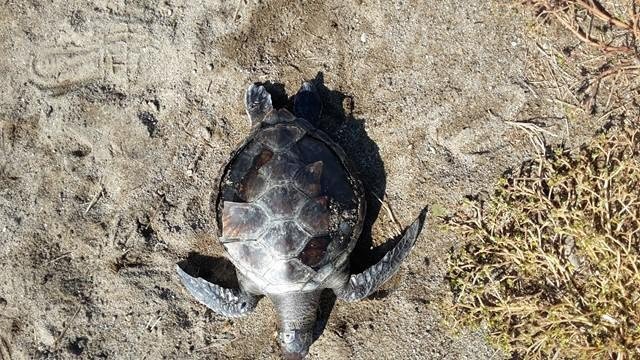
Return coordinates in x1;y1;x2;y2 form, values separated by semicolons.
68;336;89;355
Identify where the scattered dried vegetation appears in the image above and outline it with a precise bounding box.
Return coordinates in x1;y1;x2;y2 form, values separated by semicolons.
528;0;640;54
445;125;640;359
444;2;640;357
523;0;640;115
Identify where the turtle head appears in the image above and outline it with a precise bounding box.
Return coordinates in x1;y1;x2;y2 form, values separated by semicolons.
271;291;321;359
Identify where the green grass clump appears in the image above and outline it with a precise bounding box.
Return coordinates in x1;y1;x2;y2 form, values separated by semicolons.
446;127;640;359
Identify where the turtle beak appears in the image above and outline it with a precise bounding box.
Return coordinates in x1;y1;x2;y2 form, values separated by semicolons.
282;350;308;360
278;329;311;359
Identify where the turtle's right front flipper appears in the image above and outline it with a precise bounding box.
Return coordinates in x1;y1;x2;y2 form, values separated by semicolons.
176;265;259;317
334;209;427;302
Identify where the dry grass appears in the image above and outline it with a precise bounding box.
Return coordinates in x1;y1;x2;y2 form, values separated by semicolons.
522;0;640;114
527;0;640;55
445;125;640;359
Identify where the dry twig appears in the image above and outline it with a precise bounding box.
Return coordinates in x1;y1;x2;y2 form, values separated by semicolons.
53;307;81;349
372;193;403;237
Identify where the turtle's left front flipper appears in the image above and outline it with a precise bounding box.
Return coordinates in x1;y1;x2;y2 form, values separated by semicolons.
176;265;259;317
334;210;426;302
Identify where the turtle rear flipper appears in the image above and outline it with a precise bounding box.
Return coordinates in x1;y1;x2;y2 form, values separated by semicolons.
245;84;273;126
334;210;426;302
176;265;260;317
293;81;322;124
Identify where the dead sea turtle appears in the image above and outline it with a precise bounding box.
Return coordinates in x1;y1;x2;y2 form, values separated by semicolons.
177;82;424;359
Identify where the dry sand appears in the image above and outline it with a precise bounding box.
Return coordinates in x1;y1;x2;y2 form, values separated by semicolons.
0;1;597;359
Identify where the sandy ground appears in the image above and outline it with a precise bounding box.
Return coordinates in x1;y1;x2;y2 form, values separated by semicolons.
0;1;603;359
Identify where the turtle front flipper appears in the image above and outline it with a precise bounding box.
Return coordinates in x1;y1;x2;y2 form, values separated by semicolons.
334;211;426;302
245;84;273;126
176;265;260;317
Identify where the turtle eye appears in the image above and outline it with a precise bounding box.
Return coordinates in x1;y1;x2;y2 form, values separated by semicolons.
282;331;295;344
